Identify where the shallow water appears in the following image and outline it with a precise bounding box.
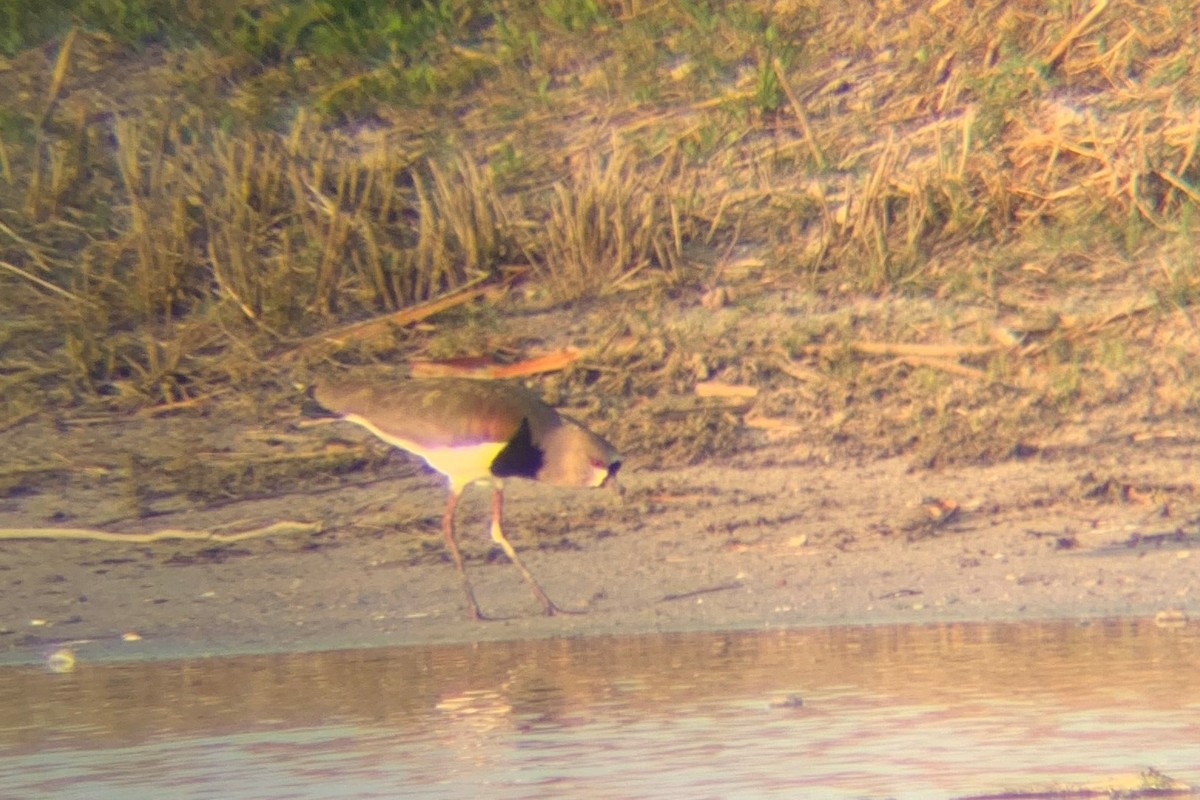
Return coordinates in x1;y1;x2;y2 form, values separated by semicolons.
2;619;1199;799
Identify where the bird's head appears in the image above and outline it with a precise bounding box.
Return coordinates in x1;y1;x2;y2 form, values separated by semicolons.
537;422;621;490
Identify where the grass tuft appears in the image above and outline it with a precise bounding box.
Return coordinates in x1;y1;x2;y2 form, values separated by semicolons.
529;141;686;301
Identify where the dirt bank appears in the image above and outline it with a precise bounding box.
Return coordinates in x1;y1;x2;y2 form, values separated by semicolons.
3;406;1197;666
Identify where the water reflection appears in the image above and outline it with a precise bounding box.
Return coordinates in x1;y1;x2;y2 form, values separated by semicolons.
2;619;1199;798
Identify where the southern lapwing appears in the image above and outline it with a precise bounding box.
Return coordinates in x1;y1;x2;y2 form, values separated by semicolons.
313;377;621;620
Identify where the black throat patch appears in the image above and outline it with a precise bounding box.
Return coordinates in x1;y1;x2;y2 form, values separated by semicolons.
489;417;545;479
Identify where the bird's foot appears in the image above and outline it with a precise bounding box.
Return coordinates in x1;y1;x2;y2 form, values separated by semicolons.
544;602;587;617
467;605;494;622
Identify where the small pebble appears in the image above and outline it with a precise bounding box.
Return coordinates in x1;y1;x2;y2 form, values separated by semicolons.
46;649;75;674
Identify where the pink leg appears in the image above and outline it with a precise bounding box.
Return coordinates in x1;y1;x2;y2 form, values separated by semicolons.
441;490;486;620
489;487;580;616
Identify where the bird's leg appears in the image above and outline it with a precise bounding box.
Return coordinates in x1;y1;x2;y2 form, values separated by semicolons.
489;487;581;616
442;490;486;621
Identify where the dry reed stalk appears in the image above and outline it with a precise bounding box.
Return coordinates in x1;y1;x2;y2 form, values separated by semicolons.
0;259;84;304
772;57;825;170
0;130;11;185
533;140;683;300
1043;0;1110;73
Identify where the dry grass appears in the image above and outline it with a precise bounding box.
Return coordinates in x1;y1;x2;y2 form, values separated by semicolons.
3;0;1200;463
530;141;688;300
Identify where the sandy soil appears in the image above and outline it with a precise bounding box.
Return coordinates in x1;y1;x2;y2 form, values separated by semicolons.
2;403;1198;666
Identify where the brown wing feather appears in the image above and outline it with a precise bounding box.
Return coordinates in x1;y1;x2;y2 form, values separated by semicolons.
314;377;562;448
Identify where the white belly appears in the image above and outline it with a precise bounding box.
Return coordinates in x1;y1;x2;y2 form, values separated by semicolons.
342;413;506;492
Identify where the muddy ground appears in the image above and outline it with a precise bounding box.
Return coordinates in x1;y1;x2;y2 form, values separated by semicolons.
2;382;1199;666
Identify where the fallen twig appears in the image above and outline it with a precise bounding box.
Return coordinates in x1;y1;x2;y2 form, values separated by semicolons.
895;355;988;380
282;273;509;361
694;381;759;399
849;340;1000;359
0;520;322;543
410;348;582;379
660;581;744;602
138;388;231;417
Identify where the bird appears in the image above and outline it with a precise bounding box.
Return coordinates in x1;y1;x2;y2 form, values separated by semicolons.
312;376;621;620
